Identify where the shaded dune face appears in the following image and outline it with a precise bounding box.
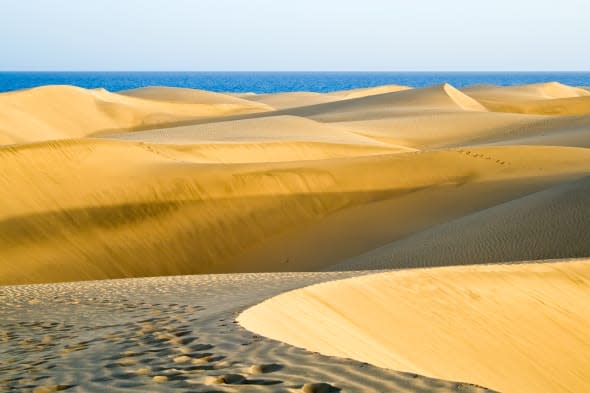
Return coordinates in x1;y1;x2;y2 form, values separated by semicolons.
333;174;590;271
0;82;590;285
2;139;590;285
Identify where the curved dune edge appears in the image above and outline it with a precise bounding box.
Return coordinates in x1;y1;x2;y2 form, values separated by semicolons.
0;85;272;144
238;259;590;393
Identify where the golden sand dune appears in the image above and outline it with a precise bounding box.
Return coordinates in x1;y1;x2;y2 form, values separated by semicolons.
0;85;270;144
100;115;392;147
2;82;590;393
285;84;487;123
479;95;590;115
464;81;590;102
1;140;590;284
237;84;411;110
1;83;589;287
239;259;590;393
463;82;590;115
333;174;590;270
1;272;495;393
238;91;343;110
315;109;590;150
475;114;590;148
327;84;411;99
98;115;408;163
331;111;538;148
120;86;274;108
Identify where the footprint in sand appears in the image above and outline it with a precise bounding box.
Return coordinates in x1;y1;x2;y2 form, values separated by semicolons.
204;373;246;385
247;363;284;374
152;375;168;383
32;385;74;393
301;382;341;393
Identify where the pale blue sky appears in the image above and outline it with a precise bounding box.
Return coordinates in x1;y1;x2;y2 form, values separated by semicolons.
1;0;588;71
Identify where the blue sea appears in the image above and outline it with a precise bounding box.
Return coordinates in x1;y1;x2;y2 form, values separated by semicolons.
0;72;589;94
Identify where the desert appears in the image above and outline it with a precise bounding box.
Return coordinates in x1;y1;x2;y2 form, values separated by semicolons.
1;81;590;392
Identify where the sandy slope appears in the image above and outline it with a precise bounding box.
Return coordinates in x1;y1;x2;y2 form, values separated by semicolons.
238;92;343;110
1;271;495;393
239;259;590;393
120;86;274;108
478;96;590;115
333;175;590;270
2;141;590;285
463;81;590;102
2;82;590;284
284;84;487;123
237;84;411;110
99;115;393;147
462;82;590;115
0;86;270;144
327;84;411;99
2;81;590;392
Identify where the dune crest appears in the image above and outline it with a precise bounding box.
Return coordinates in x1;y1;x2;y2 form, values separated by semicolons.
239;259;590;393
441;83;488;111
328;84;411;99
239;91;342;110
120;86;274;108
464;81;590;101
0;85;270;144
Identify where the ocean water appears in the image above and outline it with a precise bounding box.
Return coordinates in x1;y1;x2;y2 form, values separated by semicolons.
0;72;589;94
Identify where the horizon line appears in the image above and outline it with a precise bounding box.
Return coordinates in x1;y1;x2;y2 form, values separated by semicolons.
2;70;590;73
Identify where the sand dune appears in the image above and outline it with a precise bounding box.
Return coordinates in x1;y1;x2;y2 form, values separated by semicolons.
1;271;495;393
2;82;590;286
327;84;411;98
120;86;273;107
97;115;408;163
284;84;487;123
0;85;270;144
474;114;590;148
239;91;343;110
333;174;590;270
2;141;590;285
463;82;590;115
464;81;590;102
239;259;590;393
3;82;590;393
237;84;411;110
100;115;392;147
479;95;590;115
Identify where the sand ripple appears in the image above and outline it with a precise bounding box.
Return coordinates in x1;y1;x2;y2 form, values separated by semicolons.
0;272;495;392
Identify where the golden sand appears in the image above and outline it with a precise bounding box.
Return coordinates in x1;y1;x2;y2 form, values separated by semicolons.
239;260;590;393
1;82;590;284
1;81;590;393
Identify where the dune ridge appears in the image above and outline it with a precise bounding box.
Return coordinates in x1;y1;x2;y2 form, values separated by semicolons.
239;259;590;393
0;85;271;144
2;139;590;285
332;174;590;271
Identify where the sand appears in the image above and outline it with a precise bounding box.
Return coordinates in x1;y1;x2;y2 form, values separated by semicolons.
1;271;494;393
0;86;271;144
239;259;590;393
236;84;411;110
1;81;590;392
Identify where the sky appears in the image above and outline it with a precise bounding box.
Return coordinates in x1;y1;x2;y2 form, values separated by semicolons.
1;0;589;71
